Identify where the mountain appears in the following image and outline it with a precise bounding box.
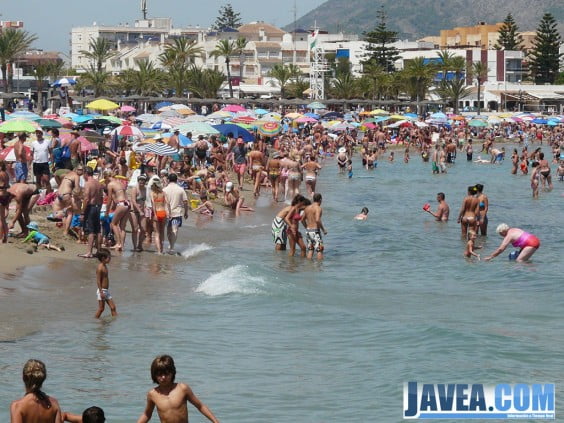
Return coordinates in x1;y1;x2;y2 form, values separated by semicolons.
286;0;564;40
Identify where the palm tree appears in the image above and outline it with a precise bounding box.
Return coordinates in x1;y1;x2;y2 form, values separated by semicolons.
187;66;225;98
211;39;237;98
79;38;116;72
129;60;165;96
470;62;489;115
76;64;112;97
166;64;191;97
235;37;247;81
159;38;203;69
330;73;358;99
268;64;292;98
0;28;38;93
403;57;435;113
435;78;472;114
362;62;385;100
436;50;456;81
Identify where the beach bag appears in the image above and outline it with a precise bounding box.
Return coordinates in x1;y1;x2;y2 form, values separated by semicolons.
61;144;71;159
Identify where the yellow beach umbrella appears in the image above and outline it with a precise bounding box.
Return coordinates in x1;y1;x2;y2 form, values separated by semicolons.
284;112;302;119
86;98;120;111
370;109;388;115
388;115;406;120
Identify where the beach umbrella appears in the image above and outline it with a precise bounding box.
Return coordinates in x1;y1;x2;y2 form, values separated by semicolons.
547;120;558;126
78;137;97;152
112;124;144;137
532;118;548;125
414;121;428;128
55;118;74;128
212;124;254;142
369;109;388;116
222;104;246;113
388;114;406;121
208;111;234;119
257;121;282;136
307;101;326;110
0;119;39;133
304;112;320;119
34;118;62;129
159;110;182;118
0;145;31;162
231;115;257;124
86;99;120;111
174;122;220;137
263;112;282;121
144;143;178;156
160;132;193;146
468;119;487;127
430;112;447;120
183;115;207;122
79;130;105;144
362;122;377;129
170;104;190;110
295;116;318;123
155;101;173;110
136;113;160;123
6;111;42;121
284;112;302;119
176;108;195;116
404;113;418;119
254;108;269;115
330;122;356;131
52;77;77;87
120;105;136;113
322;111;344;119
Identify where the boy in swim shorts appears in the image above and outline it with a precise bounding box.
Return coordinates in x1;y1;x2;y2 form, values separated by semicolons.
94;248;117;318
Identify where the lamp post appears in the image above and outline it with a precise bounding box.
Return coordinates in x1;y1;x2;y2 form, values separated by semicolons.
518;80;522;112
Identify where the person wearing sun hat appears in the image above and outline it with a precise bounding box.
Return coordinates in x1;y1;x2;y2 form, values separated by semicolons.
23;221;63;252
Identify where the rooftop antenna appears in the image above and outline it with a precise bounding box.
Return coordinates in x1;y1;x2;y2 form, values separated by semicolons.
293;0;297;64
141;0;147;20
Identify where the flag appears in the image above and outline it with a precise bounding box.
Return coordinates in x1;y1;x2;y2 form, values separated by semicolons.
309;29;319;50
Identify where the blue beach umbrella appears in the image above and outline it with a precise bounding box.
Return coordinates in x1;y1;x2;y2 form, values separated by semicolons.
212;124;255;142
253;108;269;115
532;118;547;125
52;77;77;87
155;101;173;110
404;113;418;119
304;112;320;119
161;132;192;146
430;112;447;120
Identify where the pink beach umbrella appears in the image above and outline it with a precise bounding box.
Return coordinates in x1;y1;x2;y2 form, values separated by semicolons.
222;104;246;113
120;105;136;113
295;116;318;123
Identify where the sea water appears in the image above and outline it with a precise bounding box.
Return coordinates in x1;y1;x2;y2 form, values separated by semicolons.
1;146;563;423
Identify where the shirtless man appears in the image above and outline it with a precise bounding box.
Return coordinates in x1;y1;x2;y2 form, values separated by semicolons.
457;186;479;238
303;192;327;260
7;183;39;237
445;140;457;164
106;170;130;251
14;132;29;183
69;132;81;170
10;359;63;423
425;192;450;222
79;167;104;258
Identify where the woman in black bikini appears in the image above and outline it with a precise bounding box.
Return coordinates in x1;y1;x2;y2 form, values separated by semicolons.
538;152;553;190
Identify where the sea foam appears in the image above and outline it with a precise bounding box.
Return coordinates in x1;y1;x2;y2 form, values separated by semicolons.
195;265;265;296
181;243;213;259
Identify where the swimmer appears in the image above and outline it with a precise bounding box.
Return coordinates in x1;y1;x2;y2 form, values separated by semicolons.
354;207;369;221
484;223;540;262
425;192;450;222
10;359;63;423
463;230;481;260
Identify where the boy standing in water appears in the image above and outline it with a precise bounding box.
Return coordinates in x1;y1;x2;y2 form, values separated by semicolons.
94;248;117;319
10;359;63;423
137;355;219;423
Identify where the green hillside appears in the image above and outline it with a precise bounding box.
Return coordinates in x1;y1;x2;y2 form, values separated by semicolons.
286;0;564;40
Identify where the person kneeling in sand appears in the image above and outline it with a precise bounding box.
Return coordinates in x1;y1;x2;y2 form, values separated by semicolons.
137;355;219;423
11;359;63;423
23;221;64;252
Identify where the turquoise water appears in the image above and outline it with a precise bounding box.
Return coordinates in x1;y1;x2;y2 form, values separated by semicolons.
1;146;563;422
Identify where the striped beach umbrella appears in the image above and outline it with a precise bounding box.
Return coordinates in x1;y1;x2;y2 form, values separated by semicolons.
257;121;281;136
143;143;178;156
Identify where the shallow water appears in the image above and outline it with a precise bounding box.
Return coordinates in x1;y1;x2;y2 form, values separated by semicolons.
1;146;563;422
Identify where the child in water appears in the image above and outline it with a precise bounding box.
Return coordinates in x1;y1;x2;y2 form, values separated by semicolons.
355;207;369;220
463;230;481;260
95;248;117;319
347;160;353;179
137;355;219;423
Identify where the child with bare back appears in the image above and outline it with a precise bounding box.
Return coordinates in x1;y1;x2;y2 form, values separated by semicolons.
10;359;63;423
463;230;481;260
94;248;117;319
137;355;219;423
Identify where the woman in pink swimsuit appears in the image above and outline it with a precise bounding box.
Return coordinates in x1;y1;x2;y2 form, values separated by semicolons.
484;223;540;262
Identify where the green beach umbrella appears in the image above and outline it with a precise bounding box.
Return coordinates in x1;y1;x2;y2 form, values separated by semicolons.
0;119;39;133
468;119;487;127
34;118;63;129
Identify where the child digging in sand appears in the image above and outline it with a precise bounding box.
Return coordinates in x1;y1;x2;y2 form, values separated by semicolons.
23;222;64;252
137;355;219;423
95;248;117;319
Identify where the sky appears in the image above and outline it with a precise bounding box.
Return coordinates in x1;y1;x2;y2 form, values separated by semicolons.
0;0;327;53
